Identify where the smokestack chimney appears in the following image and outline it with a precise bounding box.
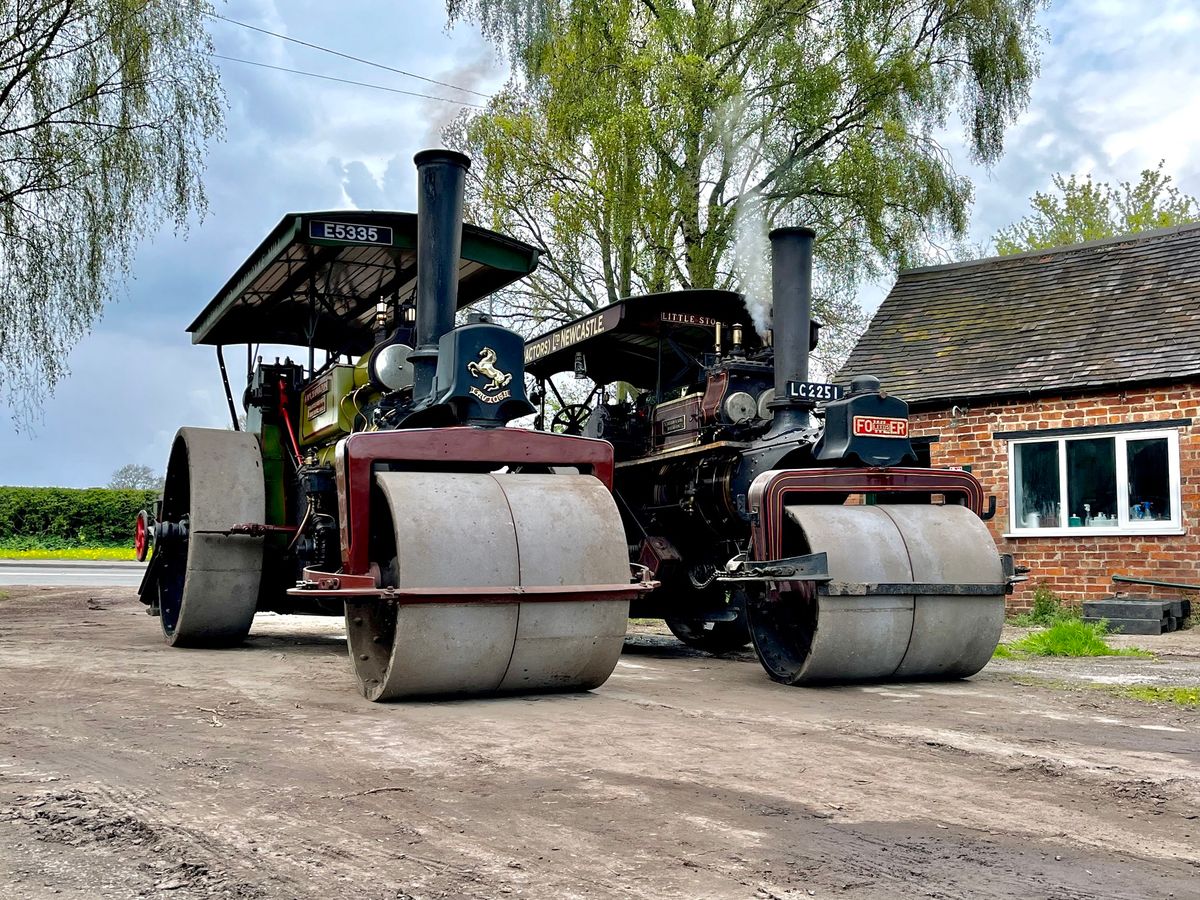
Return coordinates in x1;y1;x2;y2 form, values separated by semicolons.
410;149;470;402
768;226;816;434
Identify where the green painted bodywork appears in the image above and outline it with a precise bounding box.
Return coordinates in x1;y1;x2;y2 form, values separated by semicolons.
258;423;288;527
299;365;359;447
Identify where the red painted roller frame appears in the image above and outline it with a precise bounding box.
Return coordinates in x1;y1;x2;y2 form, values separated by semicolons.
285;426;647;603
747;467;987;563
337;427;614;574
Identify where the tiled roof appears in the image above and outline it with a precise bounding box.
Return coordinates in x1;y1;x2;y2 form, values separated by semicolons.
838;223;1200;406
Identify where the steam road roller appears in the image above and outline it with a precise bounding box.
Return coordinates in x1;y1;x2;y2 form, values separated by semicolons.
135;150;651;700
525;227;1024;683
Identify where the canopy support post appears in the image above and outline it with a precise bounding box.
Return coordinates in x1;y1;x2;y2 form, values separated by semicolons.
216;345;240;431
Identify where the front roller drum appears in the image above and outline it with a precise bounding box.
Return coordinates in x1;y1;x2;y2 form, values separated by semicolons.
748;504;1005;684
346;472;631;701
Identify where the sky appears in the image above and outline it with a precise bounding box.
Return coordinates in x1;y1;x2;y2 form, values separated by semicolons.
3;0;1200;487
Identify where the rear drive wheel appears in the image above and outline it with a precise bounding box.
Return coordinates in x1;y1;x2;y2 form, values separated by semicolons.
154;428;265;647
663;586;751;654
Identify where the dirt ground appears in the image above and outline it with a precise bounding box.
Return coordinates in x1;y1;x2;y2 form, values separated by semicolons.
1;587;1198;899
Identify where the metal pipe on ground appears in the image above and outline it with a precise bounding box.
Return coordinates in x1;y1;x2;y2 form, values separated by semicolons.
1113;574;1200;591
410;149;470;403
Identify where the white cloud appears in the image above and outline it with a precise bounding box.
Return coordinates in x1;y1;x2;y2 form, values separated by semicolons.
1;331;228;488
855;0;1200;316
955;0;1200;246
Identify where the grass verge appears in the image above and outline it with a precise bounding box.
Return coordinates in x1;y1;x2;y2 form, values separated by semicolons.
1005;676;1199;710
0;546;136;561
1111;685;1200;708
995;619;1154;659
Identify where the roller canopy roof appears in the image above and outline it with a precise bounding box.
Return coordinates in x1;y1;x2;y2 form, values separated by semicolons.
188;210;540;353
524;289;762;387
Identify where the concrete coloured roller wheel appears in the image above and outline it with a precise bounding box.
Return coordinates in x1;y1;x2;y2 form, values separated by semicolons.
345;471;631;701
748;504;1004;684
156;427;265;647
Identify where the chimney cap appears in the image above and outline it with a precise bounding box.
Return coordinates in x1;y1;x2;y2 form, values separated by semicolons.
413;148;471;170
768;226;816;240
848;374;881;394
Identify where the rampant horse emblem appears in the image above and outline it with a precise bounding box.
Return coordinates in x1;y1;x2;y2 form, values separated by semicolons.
467;347;512;392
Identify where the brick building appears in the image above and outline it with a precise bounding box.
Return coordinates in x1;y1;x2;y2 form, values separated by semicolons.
840;224;1200;610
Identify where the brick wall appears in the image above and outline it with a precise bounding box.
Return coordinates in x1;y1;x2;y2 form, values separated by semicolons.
909;383;1200;612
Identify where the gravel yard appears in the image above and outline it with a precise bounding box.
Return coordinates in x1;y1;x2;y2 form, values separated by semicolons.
1;586;1197;899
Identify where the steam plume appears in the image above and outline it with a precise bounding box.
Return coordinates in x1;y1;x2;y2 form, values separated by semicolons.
733;190;771;336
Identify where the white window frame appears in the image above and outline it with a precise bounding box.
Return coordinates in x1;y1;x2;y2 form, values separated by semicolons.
1006;428;1183;537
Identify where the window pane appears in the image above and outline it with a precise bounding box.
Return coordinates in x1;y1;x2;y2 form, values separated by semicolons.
1066;438;1116;527
1126;438;1172;522
1015;441;1060;528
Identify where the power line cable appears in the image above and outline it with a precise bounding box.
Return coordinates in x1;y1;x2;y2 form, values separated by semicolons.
208;12;493;100
209;53;486;108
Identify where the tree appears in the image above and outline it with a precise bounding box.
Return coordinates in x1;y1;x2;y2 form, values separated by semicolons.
446;0;1045;371
108;463;160;490
1;1;224;421
993;162;1200;254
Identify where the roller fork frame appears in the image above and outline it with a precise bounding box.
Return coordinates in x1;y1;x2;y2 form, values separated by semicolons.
288;426;660;601
747;466;987;562
332;427;615;576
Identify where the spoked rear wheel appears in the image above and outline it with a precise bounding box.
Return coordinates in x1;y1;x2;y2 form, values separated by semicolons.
154;428;266;648
663;586;751;655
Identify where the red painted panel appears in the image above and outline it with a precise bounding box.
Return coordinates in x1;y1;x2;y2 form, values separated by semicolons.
852;415;909;438
335;427;615;574
747;467;986;561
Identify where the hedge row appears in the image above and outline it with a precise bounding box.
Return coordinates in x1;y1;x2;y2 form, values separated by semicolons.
0;486;158;546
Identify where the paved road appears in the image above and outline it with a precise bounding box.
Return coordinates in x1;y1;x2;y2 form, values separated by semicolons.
0;559;145;587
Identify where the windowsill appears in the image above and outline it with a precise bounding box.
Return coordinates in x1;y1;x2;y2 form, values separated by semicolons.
1003;526;1186;538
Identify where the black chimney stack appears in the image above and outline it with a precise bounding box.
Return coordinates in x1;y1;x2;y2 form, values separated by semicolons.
767;226;816;434
410;149;470;402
